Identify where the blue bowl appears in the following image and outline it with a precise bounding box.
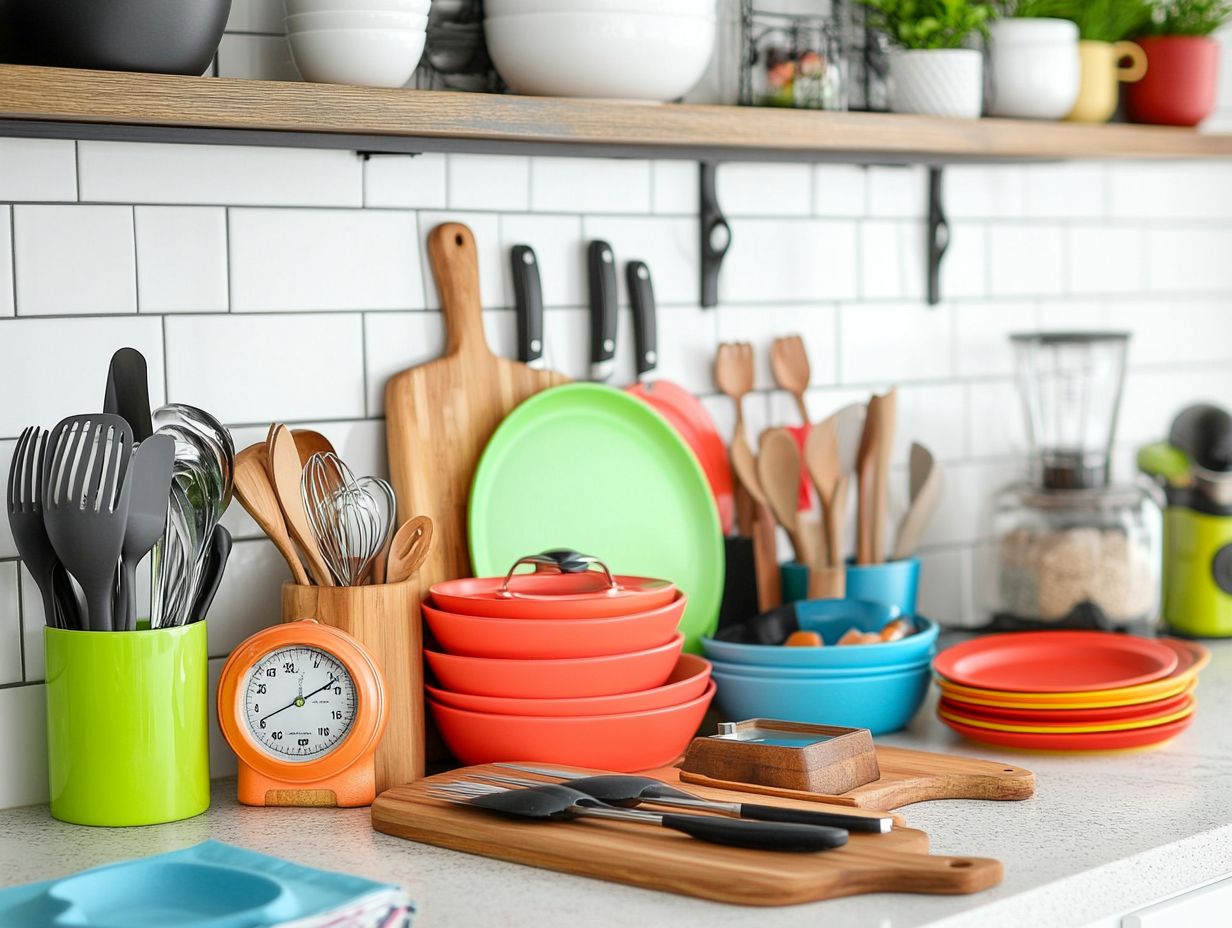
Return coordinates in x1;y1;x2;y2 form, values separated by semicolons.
706;653;933;678
702;611;938;669
711;663;931;735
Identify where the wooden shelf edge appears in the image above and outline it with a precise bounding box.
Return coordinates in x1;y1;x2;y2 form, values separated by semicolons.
2;64;1232;162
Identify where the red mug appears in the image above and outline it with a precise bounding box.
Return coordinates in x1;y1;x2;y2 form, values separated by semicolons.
1128;35;1220;127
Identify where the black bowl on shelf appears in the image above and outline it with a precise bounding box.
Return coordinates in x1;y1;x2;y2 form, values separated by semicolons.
0;0;233;75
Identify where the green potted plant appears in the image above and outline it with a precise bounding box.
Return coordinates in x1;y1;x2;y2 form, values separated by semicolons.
987;2;1081;119
858;0;997;118
1129;1;1232;126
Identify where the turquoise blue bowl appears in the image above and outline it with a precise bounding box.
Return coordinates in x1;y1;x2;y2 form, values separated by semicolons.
845;557;921;615
706;654;933;678
710;663;931;735
702;612;938;669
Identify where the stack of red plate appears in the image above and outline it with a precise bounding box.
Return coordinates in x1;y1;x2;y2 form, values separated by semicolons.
933;631;1209;752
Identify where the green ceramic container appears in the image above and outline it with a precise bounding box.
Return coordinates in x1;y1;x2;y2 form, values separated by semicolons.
44;621;210;826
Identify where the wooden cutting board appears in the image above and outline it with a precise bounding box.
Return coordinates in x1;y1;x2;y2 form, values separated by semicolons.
385;223;568;604
674;745;1035;810
372;765;1004;906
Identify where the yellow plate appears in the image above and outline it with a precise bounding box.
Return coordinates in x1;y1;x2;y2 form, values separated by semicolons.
934;670;1196;707
940;679;1199;712
937;699;1196;734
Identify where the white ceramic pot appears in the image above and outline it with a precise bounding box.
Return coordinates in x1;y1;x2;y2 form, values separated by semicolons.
289;27;426;87
285;0;431;14
988;18;1080;119
286;11;428;33
887;47;983;118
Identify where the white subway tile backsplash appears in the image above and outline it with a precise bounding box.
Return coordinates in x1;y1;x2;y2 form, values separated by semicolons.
859;221;926;301
364;311;444;416
941;222;987;300
916;458;1022;548
720;218;858;303
644;305;719;396
14;206;137;316
215;33;298;81
1120;365;1232;445
0;139;76;201
716;303;838;391
79;142;363;207
944;167;1025;219
364;154;447;209
230;208;422;311
652;161;698;215
812;165;867;218
580;216;697;306
839;301;953;384
866;166;927;218
0;207;11;317
417;212;504;310
448;155;529;212
1067;225;1145;295
1023;164;1106;219
1037;298;1105;331
718;163;811;216
0;563;21;686
18;566;43;683
953;300;1035;378
0;316;165;437
967;378;1028;459
1108;162;1232;219
498;213;585;308
0;442;13;557
0;683;48;809
988;223;1066;297
135;207;229;313
209;658;238;778
227;0;284;34
1147;226;1232;292
917;547;975;626
206;540;292;657
531;157;651;214
164;313;365;423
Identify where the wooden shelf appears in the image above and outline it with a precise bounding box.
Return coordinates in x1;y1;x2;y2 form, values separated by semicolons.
3;64;1232;163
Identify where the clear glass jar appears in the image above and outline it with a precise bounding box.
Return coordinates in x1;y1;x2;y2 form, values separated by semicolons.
983;481;1163;634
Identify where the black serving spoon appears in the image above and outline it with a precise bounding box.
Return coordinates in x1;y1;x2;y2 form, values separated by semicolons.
430;782;848;853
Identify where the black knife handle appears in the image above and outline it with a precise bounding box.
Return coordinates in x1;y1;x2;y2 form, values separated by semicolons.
660;814;848;852
738;802;890;834
588;240;617;375
626;260;657;380
511;245;544;366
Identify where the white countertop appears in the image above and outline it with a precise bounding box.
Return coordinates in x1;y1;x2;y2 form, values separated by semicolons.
5;640;1232;928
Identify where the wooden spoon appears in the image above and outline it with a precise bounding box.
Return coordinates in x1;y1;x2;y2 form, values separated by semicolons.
714;342;757;535
293;429;335;469
804;417;842;567
268;424;334;586
758;428;813;567
893;443;941;561
771;335;811;425
873;388;898;563
386;515;434;585
234;442;311;586
856;395;883;566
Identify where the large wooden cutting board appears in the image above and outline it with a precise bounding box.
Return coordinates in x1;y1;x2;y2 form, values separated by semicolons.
372;765;1004;907
674;745;1035;809
385;223;568;604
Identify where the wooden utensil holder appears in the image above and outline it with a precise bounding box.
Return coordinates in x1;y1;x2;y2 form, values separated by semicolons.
282;581;424;792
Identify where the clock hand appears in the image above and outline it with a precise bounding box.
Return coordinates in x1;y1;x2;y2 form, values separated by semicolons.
260;675;337;724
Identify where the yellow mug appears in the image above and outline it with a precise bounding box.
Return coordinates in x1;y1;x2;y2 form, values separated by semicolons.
1068;40;1147;123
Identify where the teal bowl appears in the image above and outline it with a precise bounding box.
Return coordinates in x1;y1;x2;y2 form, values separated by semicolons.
702;613;939;669
706;653;933;679
710;663;931;735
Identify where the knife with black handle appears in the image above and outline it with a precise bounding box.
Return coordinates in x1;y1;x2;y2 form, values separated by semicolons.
587;240;617;382
627;259;657;385
511;244;545;370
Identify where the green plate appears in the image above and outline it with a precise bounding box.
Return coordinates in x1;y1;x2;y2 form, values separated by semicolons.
469;383;724;652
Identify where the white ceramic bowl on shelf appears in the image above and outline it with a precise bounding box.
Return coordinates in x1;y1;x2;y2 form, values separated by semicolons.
285;0;432;14
285;10;428;32
289;27;426;87
484;11;716;101
485;0;715;17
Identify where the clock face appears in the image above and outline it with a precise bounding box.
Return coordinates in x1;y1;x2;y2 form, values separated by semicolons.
241;645;358;763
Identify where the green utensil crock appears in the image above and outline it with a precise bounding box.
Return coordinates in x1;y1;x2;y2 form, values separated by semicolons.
45;621;210;826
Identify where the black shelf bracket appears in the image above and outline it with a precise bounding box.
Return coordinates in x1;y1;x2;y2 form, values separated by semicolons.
927;166;950;307
700;161;731;309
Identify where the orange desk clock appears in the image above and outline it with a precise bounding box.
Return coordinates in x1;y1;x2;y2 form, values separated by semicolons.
218;619;388;808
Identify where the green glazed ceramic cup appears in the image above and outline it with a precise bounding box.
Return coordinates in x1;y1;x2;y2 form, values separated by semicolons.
44;621;210;826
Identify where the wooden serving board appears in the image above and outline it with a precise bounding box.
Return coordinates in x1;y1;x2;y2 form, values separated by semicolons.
372;765;1004;907
385;222;568;606
674;745;1035;810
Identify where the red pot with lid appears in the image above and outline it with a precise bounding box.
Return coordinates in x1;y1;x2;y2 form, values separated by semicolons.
429;549;678;619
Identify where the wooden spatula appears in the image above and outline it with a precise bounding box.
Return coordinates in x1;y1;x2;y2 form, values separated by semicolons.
234;442;310;586
714;342;757;536
268;424;334;586
771;335;811;425
292;429;335;468
385;223;568;602
856;395;882;566
873;388;898;564
805;417;842;567
758;428;813;567
893;443;941;560
387;515;434;585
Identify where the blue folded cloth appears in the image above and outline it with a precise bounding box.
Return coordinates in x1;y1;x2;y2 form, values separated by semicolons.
0;841;414;928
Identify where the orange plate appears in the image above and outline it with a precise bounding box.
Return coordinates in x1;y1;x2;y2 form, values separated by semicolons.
938;684;1195;724
938;711;1195;752
938;699;1195;734
425;633;683;698
426;653;712;717
429;572;677;619
428;681;716;771
423;594;686;659
933;631;1178;693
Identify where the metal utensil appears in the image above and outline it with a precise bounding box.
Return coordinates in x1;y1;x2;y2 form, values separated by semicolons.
6;426;79;630
487;768;892;834
893;443;942;561
153;403;235;512
385;515;434;585
188;524;233;622
117;434;175;631
301;452;386;586
431;781;848;852
360;475;397;584
234;442;311;586
43;415;134;632
103;347;153;442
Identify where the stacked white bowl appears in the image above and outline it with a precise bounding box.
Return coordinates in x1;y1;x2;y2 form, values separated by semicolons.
484;0;717;102
286;0;430;88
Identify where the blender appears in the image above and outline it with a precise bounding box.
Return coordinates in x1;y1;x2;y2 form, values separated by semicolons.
984;332;1162;633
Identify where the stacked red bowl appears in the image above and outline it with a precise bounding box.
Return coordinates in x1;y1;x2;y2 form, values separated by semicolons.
424;551;714;771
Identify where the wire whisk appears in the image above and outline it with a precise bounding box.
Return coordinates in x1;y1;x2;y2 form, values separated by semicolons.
301;452;394;586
